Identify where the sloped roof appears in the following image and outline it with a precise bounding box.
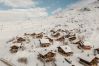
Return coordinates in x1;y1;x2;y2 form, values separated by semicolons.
40;39;50;44
59;45;72;53
38;48;55;56
79;54;96;62
71;37;80;43
11;43;22;47
83;41;92;46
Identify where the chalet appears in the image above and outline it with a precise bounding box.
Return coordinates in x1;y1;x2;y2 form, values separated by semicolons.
24;33;36;38
79;55;99;66
51;32;60;38
10;43;25;53
39;39;50;47
45;37;53;44
38;51;56;62
56;36;65;42
30;33;36;37
71;37;81;44
65;32;77;41
50;30;55;33
56;29;65;32
10;45;19;53
16;37;26;43
69;36;76;41
78;41;92;50
58;45;73;56
65;32;75;38
36;33;43;39
24;33;30;36
29;33;36;38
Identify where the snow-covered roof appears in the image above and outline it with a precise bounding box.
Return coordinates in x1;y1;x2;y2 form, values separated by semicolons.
83;41;92;46
71;37;80;43
78;54;95;62
38;48;55;56
59;45;72;53
11;43;21;47
40;39;50;44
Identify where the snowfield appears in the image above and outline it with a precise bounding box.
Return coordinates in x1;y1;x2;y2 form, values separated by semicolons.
0;0;99;66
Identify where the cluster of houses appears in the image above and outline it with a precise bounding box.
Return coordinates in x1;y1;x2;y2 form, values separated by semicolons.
8;28;99;66
38;45;73;62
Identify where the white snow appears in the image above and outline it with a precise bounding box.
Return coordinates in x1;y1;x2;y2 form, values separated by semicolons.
0;0;99;66
39;39;50;44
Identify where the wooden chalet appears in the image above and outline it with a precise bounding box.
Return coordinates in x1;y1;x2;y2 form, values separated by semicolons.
50;30;55;33
65;32;75;38
58;45;73;56
56;36;65;42
10;45;19;53
16;37;26;43
10;43;24;53
39;39;50;47
51;32;60;38
45;37;53;44
71;37;81;44
30;33;36;37
36;33;43;39
69;35;76;41
78;41;92;50
71;34;84;44
79;55;99;66
38;51;56;62
24;33;36;38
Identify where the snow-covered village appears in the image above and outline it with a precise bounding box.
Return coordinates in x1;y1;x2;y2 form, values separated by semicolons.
0;0;99;66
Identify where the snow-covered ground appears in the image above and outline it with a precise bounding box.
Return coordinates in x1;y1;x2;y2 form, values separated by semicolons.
0;0;99;66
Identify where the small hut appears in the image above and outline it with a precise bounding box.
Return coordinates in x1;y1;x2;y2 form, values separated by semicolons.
38;51;56;62
36;33;43;39
39;39;50;47
78;41;92;50
10;43;24;53
79;55;99;66
10;45;19;53
56;36;65;42
50;30;55;33
71;38;81;44
65;32;75;38
69;36;76;41
58;45;73;56
51;32;60;38
30;33;36;36
16;37;26;43
24;33;30;36
45;37;53;44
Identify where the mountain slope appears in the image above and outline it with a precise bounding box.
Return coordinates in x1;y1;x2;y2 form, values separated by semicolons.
0;0;99;66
